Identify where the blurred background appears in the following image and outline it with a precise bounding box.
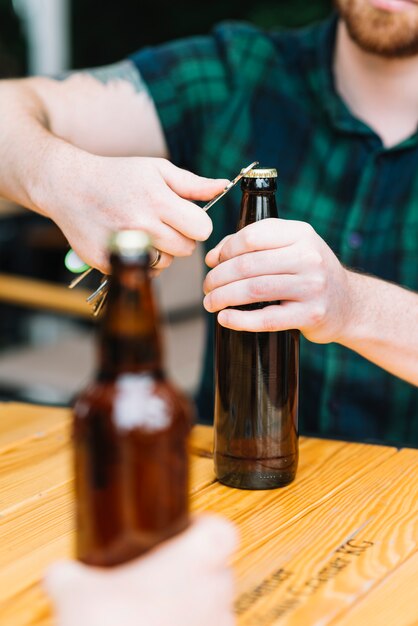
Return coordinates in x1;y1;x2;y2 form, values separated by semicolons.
0;0;331;408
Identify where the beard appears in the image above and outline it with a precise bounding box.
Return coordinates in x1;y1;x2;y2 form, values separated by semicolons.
335;0;418;57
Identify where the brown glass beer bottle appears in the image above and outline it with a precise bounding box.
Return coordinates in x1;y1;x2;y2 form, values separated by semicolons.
73;230;192;566
214;168;299;489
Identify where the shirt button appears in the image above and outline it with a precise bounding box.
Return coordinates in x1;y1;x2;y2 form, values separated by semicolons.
348;231;363;249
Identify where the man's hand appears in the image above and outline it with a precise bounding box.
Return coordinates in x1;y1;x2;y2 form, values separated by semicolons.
36;150;227;273
0;77;227;274
203;218;351;344
203;218;418;384
44;516;237;626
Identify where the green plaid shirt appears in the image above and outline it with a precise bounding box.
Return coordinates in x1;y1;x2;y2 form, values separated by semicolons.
130;16;418;445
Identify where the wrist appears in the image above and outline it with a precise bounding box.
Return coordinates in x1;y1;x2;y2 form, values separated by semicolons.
336;269;368;347
28;132;64;216
29;137;92;220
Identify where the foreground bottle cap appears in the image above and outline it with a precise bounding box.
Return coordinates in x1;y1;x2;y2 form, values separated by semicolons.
109;230;153;255
240;167;277;178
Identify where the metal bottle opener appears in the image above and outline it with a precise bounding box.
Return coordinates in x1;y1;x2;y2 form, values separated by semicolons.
66;161;259;315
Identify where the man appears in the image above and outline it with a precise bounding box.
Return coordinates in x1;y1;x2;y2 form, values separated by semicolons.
1;0;417;622
1;1;418;444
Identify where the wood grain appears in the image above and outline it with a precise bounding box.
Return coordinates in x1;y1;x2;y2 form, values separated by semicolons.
0;273;91;318
333;551;418;626
233;447;418;625
0;402;417;626
0;403;71;451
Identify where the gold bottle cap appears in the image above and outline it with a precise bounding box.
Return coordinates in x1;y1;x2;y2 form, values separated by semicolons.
240;167;277;178
108;230;153;255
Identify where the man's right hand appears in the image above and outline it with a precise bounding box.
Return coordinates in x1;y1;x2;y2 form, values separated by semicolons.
35;150;227;273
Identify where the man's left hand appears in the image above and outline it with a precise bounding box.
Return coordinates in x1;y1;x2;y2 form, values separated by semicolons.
203;218;351;344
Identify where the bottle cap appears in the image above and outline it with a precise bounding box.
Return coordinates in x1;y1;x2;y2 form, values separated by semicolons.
108;230;153;256
240;167;277;178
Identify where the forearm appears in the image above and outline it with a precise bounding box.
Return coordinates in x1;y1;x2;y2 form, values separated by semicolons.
338;270;418;385
0;78;74;215
0;67;168;216
0;76;223;272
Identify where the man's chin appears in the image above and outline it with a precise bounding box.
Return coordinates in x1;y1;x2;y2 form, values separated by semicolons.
345;25;418;58
336;0;418;58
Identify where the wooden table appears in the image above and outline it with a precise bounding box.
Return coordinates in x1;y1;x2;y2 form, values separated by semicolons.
1;402;418;626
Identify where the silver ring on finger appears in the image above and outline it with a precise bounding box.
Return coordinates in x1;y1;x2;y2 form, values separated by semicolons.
149;248;162;268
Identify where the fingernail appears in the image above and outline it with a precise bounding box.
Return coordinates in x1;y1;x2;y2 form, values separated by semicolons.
217;310;227;325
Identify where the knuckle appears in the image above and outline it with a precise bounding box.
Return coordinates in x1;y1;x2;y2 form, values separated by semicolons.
237;254;252;277
306;249;323;268
155;156;168;169
298;220;315;238
218;246;230;264
248;277;270;299
309;304;326;326
265;217;278;228
182;239;196;256
310;272;326;294
261;313;279;332
242;226;257;250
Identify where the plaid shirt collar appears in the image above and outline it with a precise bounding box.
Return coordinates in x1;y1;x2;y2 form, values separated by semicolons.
308;14;418;150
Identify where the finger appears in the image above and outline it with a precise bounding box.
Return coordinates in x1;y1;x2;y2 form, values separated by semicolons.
204;247;302;294
191;568;236;617
148;248;173;270
171;515;238;568
149;221;197;257
203;275;302;313
149;251;173;272
216;219;312;263
217;302;304;332
158;160;229;201
69;239;110;275
43;560;91;600
161;191;213;241
205;235;233;268
120;516;238;576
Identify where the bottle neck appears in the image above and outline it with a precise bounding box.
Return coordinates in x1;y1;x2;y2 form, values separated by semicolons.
98;254;163;380
238;177;278;229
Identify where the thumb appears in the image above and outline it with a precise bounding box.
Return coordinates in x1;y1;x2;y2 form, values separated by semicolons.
205;235;233;268
117;515;238;580
150;515;238;570
158;161;229;201
44;560;92;601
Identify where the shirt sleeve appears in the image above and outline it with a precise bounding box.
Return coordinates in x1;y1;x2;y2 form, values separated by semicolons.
128;22;270;170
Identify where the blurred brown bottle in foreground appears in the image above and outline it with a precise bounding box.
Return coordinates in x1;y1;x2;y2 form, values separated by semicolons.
73;231;192;566
214;168;299;489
